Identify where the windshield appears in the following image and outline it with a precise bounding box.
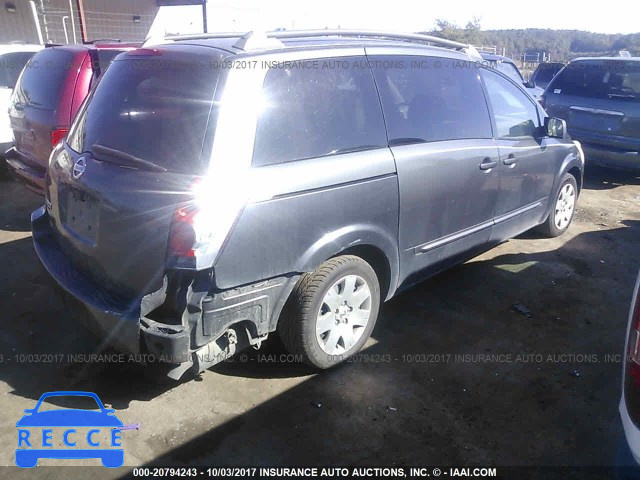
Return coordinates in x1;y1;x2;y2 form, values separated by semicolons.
67;48;223;174
550;60;640;101
497;61;524;84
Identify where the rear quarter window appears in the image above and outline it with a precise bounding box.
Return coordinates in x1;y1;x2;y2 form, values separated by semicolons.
12;48;76;109
252;56;388;167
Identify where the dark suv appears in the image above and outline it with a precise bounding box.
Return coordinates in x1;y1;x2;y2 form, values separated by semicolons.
5;42;139;194
543;57;640;170
32;30;584;379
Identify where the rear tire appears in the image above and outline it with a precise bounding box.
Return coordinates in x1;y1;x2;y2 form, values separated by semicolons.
538;173;577;237
278;255;380;369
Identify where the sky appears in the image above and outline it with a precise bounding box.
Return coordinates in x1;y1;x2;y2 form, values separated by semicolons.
148;0;640;37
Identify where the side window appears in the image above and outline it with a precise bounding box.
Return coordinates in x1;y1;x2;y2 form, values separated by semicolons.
481;69;540;138
252;56;387;167
370;55;492;144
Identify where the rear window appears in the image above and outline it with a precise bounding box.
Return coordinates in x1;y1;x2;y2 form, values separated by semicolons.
549;60;640;102
0;51;36;89
67;50;222;174
13;48;75;109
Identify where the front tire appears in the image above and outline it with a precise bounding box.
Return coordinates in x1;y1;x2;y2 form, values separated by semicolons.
538;173;578;237
278;255;381;369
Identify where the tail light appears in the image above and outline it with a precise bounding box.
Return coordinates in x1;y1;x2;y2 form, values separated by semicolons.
167;178;215;259
50;128;69;147
625;288;640;425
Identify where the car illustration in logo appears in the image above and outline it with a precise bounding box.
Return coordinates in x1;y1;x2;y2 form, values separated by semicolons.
16;391;124;468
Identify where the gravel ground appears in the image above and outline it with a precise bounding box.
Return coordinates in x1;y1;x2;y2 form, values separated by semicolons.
0;165;638;479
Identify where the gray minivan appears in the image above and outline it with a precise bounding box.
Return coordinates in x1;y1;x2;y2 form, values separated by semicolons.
543;57;640;170
32;30;584;379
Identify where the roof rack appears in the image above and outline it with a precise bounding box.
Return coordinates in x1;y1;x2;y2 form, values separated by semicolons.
268;29;481;58
147;29;481;58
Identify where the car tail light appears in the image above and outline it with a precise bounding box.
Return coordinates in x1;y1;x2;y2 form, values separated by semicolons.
50;128;69;147
625;291;640;425
167;178;215;259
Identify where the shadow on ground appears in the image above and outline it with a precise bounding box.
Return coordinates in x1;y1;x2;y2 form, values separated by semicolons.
0;173;638;466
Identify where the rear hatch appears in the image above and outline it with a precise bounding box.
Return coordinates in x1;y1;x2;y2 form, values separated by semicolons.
9;48;82;169
544;59;640;151
47;46;225;299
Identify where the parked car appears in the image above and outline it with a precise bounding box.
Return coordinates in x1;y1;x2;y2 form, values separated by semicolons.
527;61;565;90
481;53;544;99
0;43;42;156
543;57;640;170
620;270;640;467
4;41;140;194
32;30;584;379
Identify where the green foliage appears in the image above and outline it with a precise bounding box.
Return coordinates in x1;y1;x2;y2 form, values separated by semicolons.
424;19;640;61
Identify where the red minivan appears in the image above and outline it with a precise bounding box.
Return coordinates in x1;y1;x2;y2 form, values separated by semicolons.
4;42;139;194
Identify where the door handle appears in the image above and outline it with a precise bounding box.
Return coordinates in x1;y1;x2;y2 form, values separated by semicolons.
503;154;517;166
479;157;498;171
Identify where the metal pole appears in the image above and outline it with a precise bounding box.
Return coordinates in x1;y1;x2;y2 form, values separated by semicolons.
29;0;44;44
68;0;77;43
75;0;87;42
202;1;208;33
62;16;70;43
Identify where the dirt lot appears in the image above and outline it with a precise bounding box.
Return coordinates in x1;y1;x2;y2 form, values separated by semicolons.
0;165;639;478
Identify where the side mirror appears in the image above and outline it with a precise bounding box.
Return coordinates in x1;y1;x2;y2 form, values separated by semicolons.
544;117;568;140
524;80;535;89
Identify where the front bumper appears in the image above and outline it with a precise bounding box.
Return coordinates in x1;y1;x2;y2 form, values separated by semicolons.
5;147;46;194
31;206;190;362
580;143;640;171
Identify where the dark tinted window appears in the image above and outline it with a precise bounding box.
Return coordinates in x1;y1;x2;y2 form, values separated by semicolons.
67;51;222;174
533;64;563;87
13;48;75;109
481;69;540;138
252;56;387;167
370;56;492;144
0;52;36;89
549;60;640;102
95;49;127;74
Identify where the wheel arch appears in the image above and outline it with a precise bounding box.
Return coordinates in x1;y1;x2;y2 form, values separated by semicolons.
295;225;399;301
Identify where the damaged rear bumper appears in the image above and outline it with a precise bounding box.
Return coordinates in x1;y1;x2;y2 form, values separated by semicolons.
31;207;297;376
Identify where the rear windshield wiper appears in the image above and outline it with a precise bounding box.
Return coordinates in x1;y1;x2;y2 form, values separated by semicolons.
90;144;167;172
